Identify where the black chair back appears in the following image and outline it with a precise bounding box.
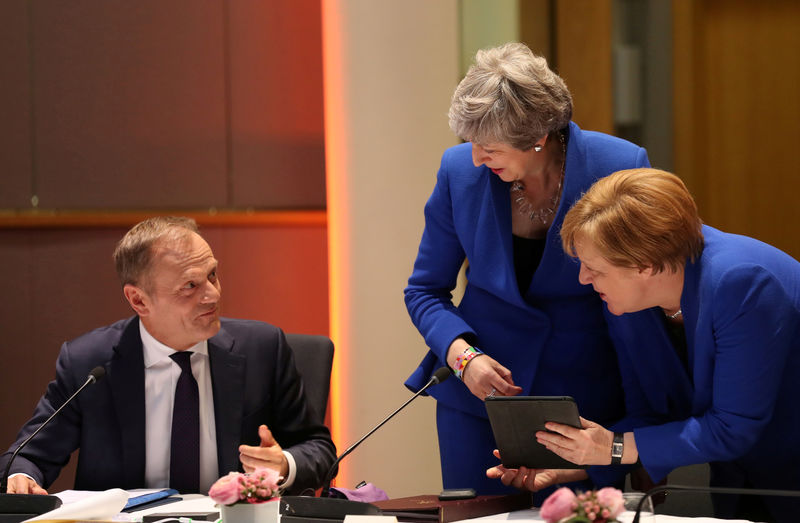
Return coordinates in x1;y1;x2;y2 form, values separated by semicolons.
285;333;334;425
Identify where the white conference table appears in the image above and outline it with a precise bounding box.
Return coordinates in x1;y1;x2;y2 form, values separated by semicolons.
460;507;754;522
45;491;756;523
128;495;756;523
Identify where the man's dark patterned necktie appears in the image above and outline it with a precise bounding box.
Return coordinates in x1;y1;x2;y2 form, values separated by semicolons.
169;351;199;493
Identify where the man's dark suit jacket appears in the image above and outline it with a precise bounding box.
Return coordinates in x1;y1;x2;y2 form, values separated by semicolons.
0;316;336;494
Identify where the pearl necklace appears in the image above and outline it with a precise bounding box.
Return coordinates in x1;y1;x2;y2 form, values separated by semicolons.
510;132;567;225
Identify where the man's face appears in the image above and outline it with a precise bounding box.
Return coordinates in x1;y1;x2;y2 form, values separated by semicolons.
127;231;222;350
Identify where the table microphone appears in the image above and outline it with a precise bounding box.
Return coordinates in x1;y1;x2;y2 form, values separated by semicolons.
631;483;800;523
0;366;106;519
279;366;451;522
321;365;451;496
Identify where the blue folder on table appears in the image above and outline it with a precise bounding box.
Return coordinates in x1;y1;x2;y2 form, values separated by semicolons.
122;488;180;511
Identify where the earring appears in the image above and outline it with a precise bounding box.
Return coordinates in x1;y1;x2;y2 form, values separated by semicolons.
534;144;543;152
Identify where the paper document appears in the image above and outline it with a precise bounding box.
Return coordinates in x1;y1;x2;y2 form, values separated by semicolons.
25;488;130;521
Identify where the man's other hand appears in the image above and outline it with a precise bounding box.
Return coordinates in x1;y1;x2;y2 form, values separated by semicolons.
6;474;48;494
238;424;289;478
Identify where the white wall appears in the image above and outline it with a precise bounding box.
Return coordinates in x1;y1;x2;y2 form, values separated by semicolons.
322;0;461;497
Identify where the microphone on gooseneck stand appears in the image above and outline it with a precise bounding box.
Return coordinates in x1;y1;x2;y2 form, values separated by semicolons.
0;366;107;522
631;484;800;523
321;365;451;497
279;366;452;523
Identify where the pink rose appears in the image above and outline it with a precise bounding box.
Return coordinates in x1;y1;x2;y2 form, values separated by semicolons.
208;472;243;505
595;487;624;518
210;468;281;505
251;467;281;494
540;487;578;523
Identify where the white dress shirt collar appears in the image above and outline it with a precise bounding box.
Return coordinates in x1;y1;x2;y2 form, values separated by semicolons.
140;322;208;366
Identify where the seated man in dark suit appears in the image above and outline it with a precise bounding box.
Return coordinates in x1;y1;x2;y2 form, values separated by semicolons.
0;216;336;495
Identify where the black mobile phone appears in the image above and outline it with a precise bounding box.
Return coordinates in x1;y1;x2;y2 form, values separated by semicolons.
438;488;477;501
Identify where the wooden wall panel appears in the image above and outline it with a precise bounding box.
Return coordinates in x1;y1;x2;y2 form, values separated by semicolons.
519;0;553;61
555;0;614;134
203;226;330;335
228;0;326;208
0;228;133;494
0;224;329;492
674;0;800;257
3;0;327;212
0;0;33;208
31;1;228;208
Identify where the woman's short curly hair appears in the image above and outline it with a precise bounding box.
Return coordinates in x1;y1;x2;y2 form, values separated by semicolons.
448;42;572;150
560;168;704;273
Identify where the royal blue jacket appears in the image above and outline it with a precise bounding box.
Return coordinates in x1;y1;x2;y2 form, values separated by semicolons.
606;226;800;503
405;122;649;430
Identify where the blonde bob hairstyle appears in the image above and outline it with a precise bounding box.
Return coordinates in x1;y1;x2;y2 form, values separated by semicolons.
560;168;704;274
448;42;572;150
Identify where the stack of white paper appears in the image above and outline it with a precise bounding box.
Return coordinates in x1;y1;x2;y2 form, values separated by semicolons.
25;488;130;522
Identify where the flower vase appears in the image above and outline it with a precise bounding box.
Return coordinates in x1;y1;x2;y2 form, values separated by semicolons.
220;499;280;523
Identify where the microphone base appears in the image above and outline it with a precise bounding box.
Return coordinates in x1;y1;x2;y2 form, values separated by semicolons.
280;496;381;523
0;493;62;523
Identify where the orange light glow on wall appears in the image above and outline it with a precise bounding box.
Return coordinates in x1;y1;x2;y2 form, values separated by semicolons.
321;0;352;488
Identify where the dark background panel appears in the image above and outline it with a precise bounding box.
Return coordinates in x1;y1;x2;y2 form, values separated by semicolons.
0;232;38;405
205;226;329;336
227;0;326;208
31;0;229;208
0;0;33;208
229;139;326;209
0;228;129;494
3;0;328;212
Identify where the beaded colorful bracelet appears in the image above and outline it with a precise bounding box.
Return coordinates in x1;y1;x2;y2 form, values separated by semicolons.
454;346;484;380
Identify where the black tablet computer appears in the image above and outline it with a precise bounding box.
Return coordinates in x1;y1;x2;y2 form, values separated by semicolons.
485;395;586;470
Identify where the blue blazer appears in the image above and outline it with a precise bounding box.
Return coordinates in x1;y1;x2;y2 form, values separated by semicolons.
405;121;649;426
0;317;336;494
606;226;800;495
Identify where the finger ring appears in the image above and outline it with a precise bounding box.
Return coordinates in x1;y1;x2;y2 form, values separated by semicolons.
488;387;497;397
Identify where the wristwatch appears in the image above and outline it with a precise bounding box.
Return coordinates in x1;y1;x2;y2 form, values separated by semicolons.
611;432;624;465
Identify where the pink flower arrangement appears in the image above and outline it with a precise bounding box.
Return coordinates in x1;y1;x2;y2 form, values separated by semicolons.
208;468;282;505
540;486;624;523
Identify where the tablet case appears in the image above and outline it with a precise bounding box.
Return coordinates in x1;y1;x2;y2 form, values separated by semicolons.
485;396;587;469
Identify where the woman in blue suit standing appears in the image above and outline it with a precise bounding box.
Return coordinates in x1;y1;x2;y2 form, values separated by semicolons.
518;168;800;521
404;42;649;495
